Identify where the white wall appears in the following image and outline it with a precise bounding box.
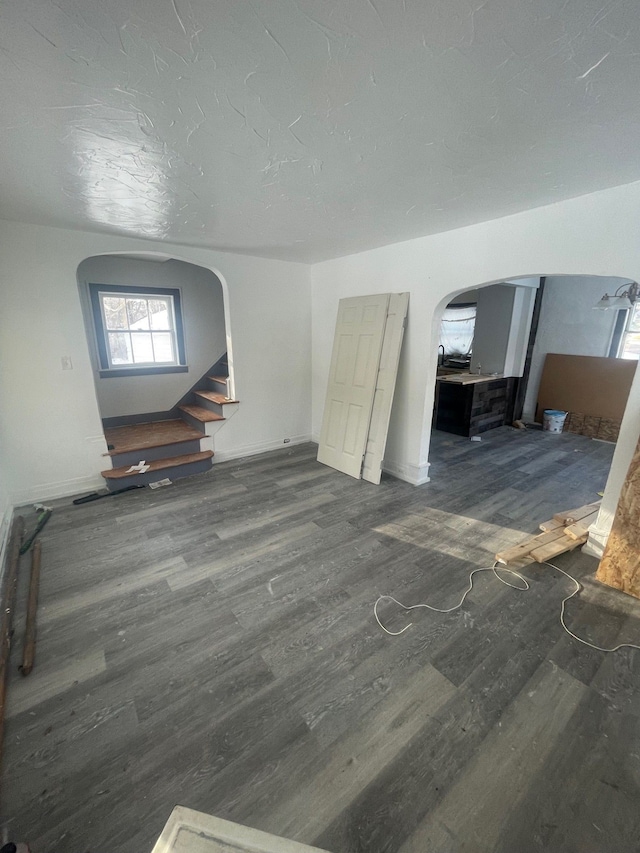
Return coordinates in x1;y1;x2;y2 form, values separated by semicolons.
472;283;536;379
504;286;537;379
471;284;516;375
3;180;640;555
311;180;640;552
449;289;478;305
78;256;227;419
0;220;312;504
522;275;629;419
445;282;536;377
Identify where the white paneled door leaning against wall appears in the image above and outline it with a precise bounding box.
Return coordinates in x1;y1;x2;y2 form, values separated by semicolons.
317;293;409;483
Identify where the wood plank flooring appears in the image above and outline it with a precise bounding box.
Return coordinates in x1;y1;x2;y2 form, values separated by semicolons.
2;428;640;853
105;420;203;455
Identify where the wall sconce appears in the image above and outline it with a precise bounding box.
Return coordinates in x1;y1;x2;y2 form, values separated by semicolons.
594;281;639;310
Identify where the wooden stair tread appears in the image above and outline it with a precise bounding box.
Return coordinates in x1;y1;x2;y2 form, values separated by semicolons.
194;389;239;405
104;420;203;456
179;404;225;423
102;450;214;479
208;375;228;384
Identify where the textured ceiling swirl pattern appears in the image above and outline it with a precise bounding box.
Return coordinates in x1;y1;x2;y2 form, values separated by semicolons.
1;0;639;260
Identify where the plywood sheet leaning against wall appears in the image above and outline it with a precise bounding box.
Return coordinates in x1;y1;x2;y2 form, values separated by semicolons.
596;435;640;600
535;354;636;435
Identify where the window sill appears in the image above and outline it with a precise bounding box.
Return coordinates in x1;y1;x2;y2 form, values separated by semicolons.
99;365;189;378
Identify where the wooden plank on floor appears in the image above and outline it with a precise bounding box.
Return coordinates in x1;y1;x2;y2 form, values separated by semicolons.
553;501;601;525
539;518;564;532
495;527;567;566
529;533;587;563
564;510;598;541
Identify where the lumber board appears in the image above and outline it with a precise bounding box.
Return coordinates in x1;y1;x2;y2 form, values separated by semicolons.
496;553;535;571
539;518;564;533
596;436;640;599
497;502;597;566
530;533;587;563
21;540;42;677
564;511;598;541
495;528;567;566
553;501;601;526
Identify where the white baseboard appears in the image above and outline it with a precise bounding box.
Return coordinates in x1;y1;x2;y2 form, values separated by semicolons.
309;439;431;486
11;474;105;506
583;524;609;560
213;434;313;464
382;459;431;486
10;438;314;503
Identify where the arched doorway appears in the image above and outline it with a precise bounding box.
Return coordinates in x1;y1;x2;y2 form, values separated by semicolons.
77;252;239;488
428;272;639;555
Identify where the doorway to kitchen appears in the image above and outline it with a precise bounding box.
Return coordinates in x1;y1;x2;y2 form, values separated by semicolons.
433;278;539;437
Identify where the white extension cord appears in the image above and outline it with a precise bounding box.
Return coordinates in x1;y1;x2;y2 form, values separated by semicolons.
374;561;640;654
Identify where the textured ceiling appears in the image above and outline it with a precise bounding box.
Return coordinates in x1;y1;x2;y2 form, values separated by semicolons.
1;0;640;262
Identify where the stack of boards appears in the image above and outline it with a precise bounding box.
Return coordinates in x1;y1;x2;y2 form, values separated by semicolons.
496;501;601;569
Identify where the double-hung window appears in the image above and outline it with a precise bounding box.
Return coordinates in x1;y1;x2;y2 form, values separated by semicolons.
89;284;187;376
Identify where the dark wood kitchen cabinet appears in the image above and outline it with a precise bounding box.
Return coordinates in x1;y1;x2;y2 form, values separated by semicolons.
434;376;517;437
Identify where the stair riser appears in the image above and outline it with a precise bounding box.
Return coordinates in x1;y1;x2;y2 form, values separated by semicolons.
207;377;229;394
109;439;203;469
105;457;214;491
193;395;225;417
178;409;208;432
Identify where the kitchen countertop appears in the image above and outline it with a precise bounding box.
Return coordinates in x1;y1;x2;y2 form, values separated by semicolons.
437;372;504;385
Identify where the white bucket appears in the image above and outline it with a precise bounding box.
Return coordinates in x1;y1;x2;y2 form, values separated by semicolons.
543;409;567;434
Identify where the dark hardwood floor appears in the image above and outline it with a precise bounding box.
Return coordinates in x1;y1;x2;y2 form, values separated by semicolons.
2;428;640;852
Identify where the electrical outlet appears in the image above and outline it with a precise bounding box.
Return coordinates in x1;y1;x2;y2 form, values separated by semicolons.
283;438;291;444
61;356;73;370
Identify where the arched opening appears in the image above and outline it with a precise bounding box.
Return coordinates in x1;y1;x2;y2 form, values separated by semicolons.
427;272;638;544
76;252;238;488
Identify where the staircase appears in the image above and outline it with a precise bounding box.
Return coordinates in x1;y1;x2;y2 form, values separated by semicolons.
100;358;239;490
